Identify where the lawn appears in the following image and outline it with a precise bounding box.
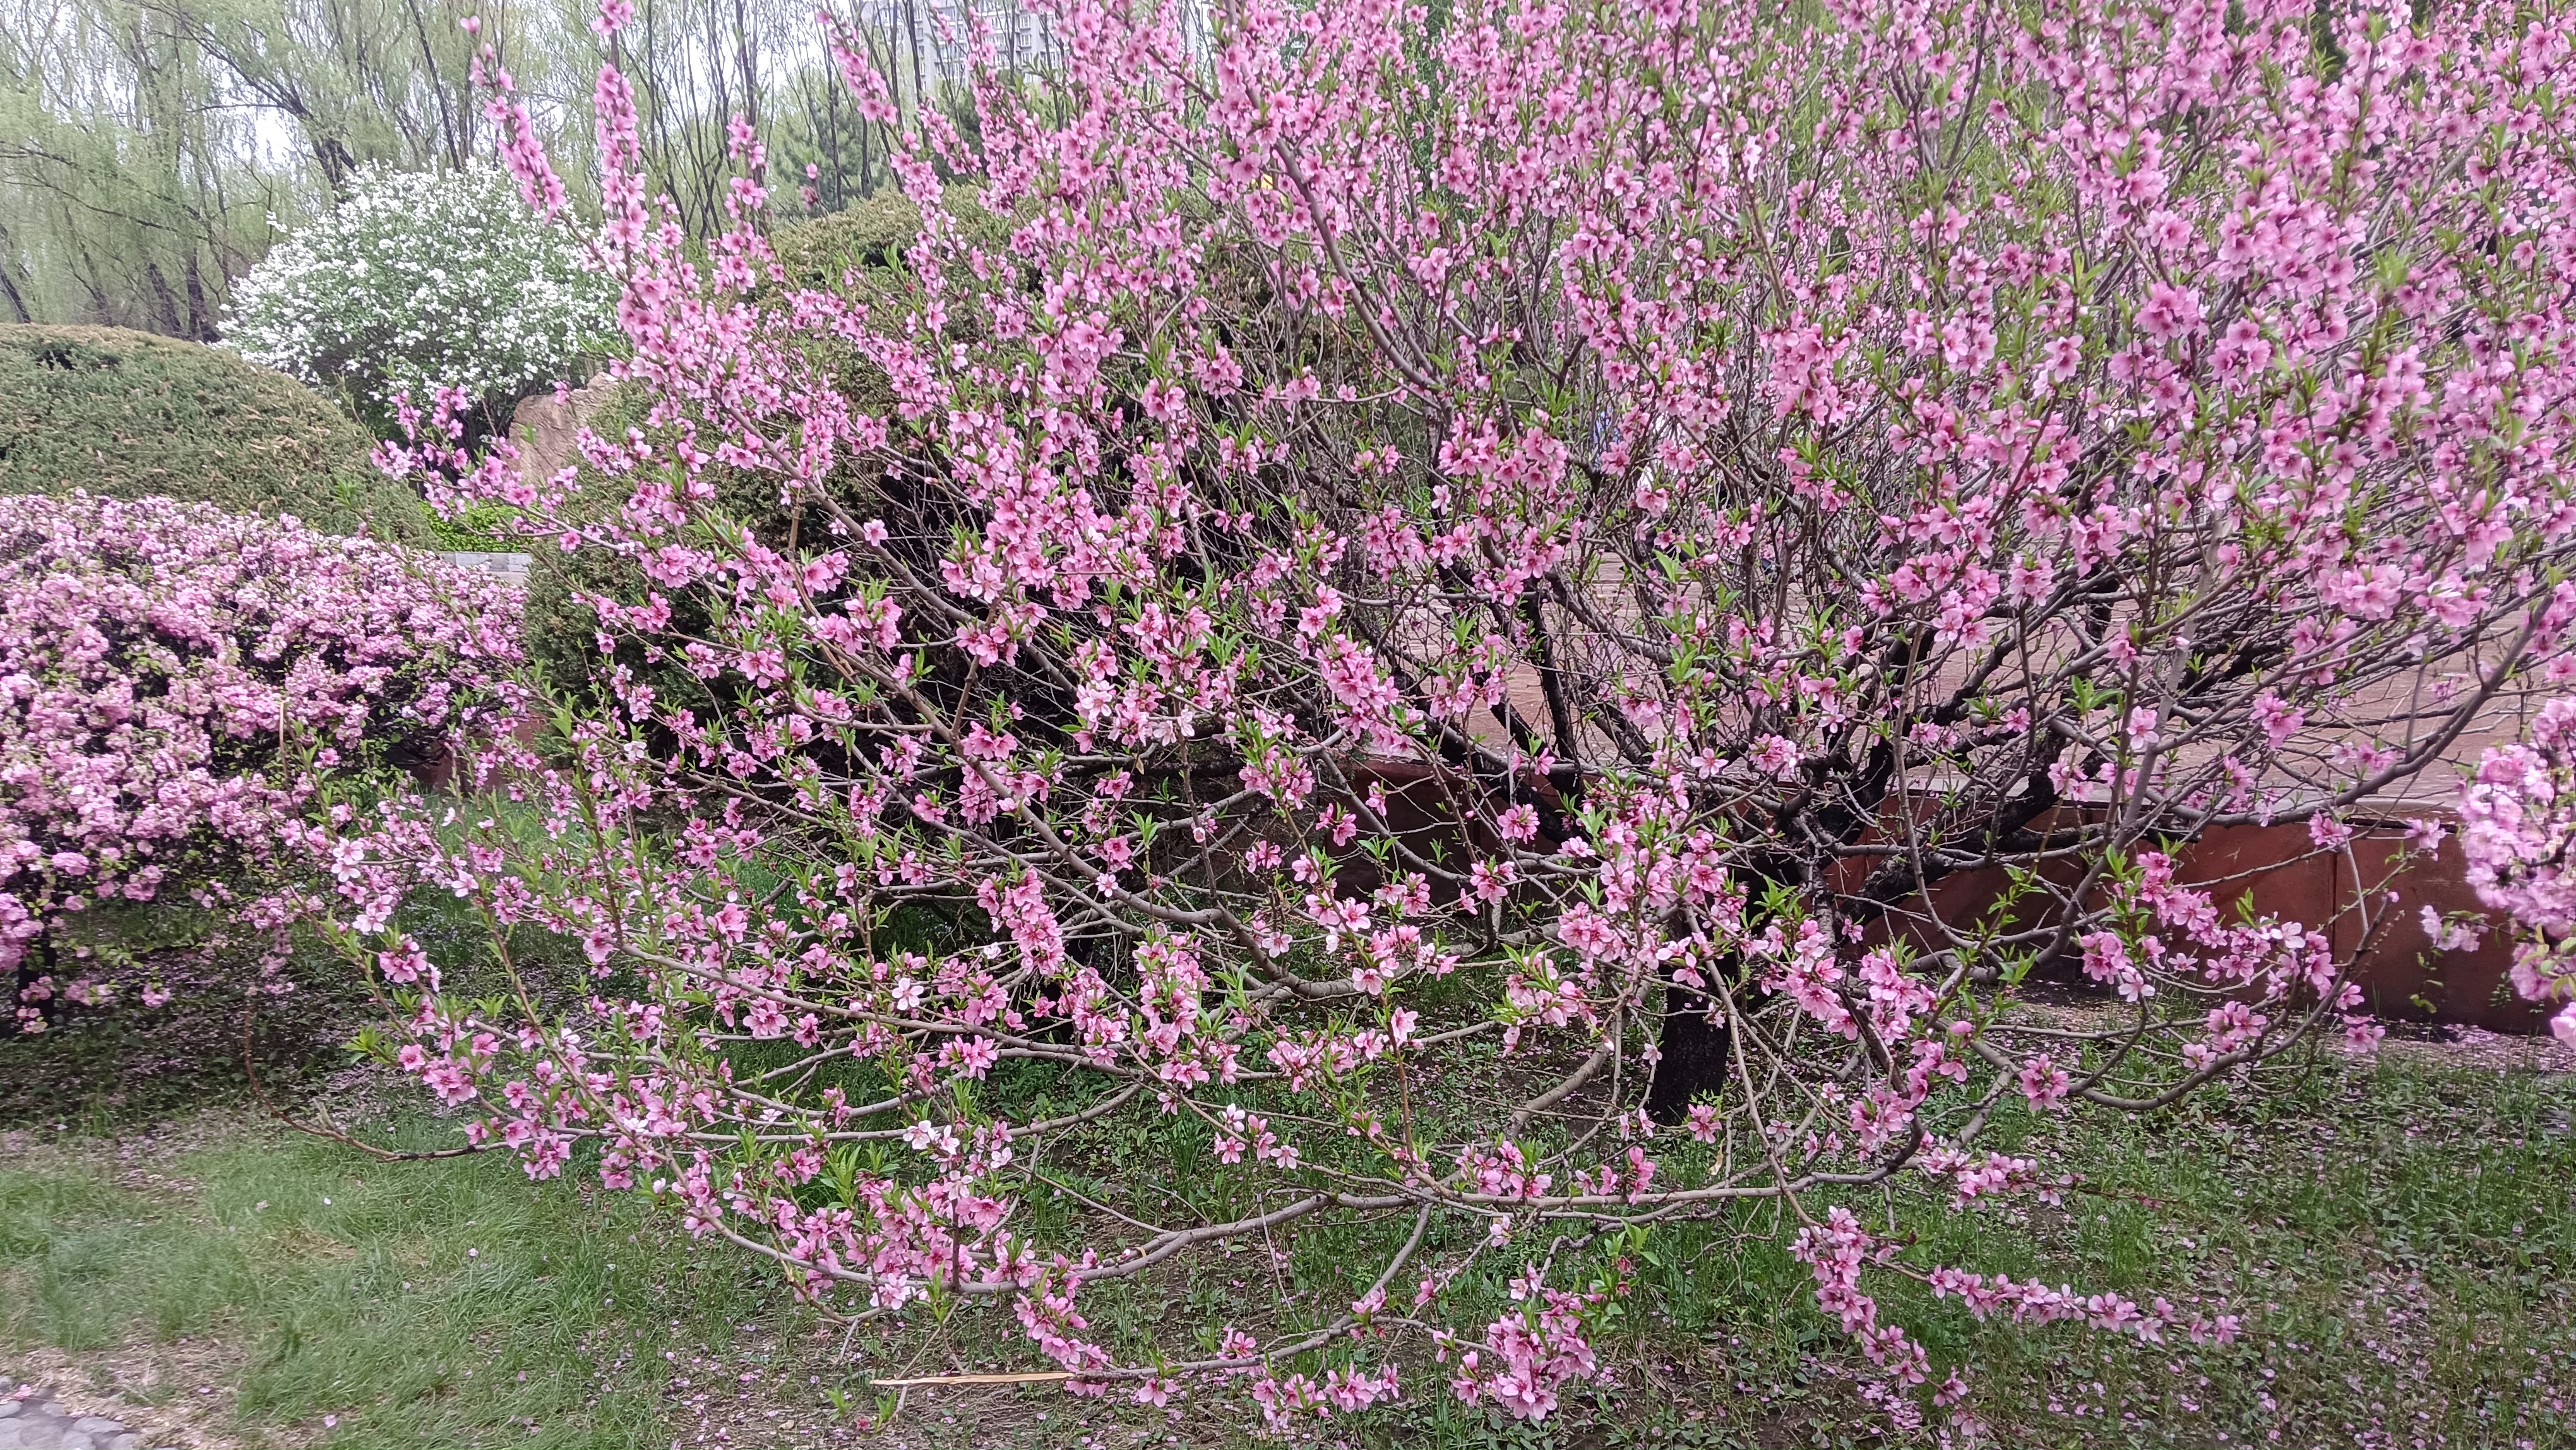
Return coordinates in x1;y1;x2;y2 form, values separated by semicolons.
0;1110;800;1448
2;1034;2571;1448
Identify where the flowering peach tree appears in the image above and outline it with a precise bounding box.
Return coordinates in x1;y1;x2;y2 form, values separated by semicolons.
331;0;2576;1429
0;494;523;1033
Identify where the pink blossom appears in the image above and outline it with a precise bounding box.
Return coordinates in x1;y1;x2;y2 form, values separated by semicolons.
305;0;2576;1430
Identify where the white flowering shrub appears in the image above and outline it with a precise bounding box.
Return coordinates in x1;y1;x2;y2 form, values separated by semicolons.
225;164;616;434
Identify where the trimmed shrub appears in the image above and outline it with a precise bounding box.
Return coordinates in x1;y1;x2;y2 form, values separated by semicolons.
766;190;929;292
0;324;428;542
765;184;1008;294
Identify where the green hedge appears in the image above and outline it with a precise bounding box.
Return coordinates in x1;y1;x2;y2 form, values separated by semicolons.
0;325;428;542
518;377;896;720
767;191;931;292
764;185;1008;295
521;194;982;710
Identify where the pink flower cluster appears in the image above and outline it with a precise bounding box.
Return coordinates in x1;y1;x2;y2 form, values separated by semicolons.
321;0;2576;1430
0;493;520;1029
2460;698;2576;1044
1445;1267;1603;1422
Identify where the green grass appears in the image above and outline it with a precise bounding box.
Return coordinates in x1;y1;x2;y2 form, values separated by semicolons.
1970;1053;2576;1449
1;878;583;1137
1368;1048;2576;1449
1;1051;2570;1448
0;1114;808;1449
876;1046;2576;1449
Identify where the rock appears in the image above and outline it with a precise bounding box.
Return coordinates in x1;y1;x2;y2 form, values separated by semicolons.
436;550;534;590
0;1385;136;1450
0;1391;110;1450
510;375;621;490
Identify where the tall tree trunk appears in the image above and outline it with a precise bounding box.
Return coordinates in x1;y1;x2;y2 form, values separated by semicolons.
1644;990;1732;1123
0;231;32;322
184;250;213;340
903;0;926;123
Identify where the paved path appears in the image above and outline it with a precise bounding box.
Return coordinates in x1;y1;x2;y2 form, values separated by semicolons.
0;1377;144;1450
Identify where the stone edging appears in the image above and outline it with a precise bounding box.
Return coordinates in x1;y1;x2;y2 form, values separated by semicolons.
0;1377;145;1450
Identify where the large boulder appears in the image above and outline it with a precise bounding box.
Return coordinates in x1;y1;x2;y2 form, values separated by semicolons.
508;376;624;493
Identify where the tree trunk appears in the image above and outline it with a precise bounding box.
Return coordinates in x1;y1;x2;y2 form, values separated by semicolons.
1644;978;1731;1123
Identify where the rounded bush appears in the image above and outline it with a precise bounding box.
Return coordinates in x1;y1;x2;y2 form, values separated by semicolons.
0;325;427;542
224;163;617;438
766;191;927;292
0;492;522;1031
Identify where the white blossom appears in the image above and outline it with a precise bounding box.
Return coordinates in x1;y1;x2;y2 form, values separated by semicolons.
224;164;618;416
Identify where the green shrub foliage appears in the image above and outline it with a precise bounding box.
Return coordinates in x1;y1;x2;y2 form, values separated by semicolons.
765;191;929;292
0;325;427;542
518;194;965;712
